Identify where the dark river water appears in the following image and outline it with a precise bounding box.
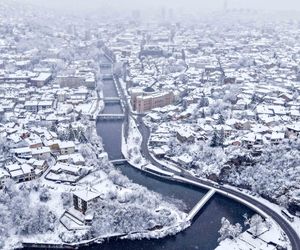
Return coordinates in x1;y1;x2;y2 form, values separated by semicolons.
94;113;254;250
91;60;254;250
102;79;119;97
102;103;123;114
24;56;254;250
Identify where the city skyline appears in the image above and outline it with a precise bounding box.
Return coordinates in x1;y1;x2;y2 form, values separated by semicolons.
19;0;300;12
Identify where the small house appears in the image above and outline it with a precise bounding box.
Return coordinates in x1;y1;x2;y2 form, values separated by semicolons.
59;141;76;155
73;189;101;214
31;147;51;160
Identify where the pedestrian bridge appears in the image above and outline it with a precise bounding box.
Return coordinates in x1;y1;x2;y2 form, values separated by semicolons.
104;97;121;104
97;114;125;120
100;63;112;68
187;189;216;222
102;74;113;80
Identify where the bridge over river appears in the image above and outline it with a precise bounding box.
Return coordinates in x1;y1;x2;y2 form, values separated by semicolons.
103;97;121;104
90;53;300;250
97;114;125;120
187;189;216;222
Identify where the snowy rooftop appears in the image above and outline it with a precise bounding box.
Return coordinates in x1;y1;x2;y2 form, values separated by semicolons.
73;189;101;202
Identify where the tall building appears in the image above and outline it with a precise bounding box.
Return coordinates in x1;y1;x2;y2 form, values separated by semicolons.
131;88;174;113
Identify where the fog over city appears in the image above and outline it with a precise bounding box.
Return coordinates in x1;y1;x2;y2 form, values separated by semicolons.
0;0;300;249
17;0;300;12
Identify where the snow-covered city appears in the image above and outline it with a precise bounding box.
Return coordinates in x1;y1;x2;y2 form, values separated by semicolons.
0;0;299;249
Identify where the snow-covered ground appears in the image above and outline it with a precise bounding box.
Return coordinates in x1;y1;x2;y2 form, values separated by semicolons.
120;115;193;239
2;182;67;250
144;119;300;250
149;151;182;173
0;115;190;249
119;79;129;98
224;184;300;236
122;220;191;241
216;219;290;250
122;115;293;249
141;126;295;250
122;116;147;169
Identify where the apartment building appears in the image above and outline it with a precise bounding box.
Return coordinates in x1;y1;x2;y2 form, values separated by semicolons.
134;91;174;113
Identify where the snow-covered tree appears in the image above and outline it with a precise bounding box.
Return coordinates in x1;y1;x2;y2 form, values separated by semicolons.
247;214;264;237
219;128;225;147
218;217;242;242
0;180;58;238
211;130;219;147
198;96;209;108
224;140;300;207
201;109;206;118
217;114;225;125
61;192;72;209
39;188;51;202
67;124;76;141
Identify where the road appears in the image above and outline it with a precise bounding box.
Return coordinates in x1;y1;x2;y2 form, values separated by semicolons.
135;115;300;250
104;52;300;250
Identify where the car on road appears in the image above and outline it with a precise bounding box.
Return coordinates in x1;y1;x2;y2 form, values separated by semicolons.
281;209;294;222
213;183;220;188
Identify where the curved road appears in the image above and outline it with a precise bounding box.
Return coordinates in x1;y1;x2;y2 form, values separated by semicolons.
135;115;300;250
104;53;299;249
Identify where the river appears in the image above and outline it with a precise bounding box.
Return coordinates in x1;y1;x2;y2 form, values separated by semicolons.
89;58;254;250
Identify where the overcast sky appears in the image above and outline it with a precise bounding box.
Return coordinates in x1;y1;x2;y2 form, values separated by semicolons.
20;0;300;12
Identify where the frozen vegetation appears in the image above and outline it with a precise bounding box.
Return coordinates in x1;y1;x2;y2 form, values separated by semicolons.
223;141;300;211
166;135;300;211
0;132;187;248
123;116;146;169
216;214;291;250
0;0;299;249
0;181;58;249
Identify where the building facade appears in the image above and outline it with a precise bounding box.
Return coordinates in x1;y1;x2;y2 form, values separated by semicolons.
133;91;174;113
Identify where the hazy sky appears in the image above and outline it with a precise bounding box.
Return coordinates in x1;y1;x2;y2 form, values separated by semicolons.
20;0;300;12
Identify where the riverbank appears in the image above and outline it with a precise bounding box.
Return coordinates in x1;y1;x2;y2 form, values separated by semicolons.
9;109;187;250
21;233;124;250
121;115;145;169
56;56;296;249
81;112;190;243
142;123;297;249
120;100;294;249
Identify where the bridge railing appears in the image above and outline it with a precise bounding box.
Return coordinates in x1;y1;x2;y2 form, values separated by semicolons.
97;114;125;120
174;175;270;219
186;189;216;221
110;159;128;165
